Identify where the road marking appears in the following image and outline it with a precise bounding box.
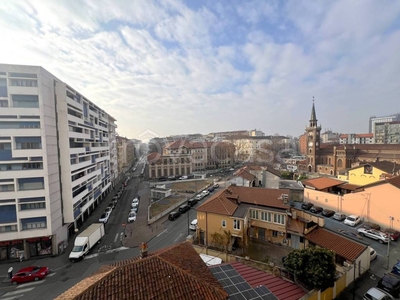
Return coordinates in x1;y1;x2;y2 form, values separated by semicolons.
2;287;35;296
174;233;183;242
84;246;129;260
0;296;20;300
17;280;46;288
47;273;56;277
114;233;119;243
119;232;124;242
156;229;167;237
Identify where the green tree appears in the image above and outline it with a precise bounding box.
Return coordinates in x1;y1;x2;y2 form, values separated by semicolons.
284;247;336;290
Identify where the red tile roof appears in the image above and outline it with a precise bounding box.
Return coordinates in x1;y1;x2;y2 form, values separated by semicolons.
386;175;400;189
355;133;373;138
234;169;256;181
229;262;307;300
56;242;227;300
302;177;345;190
337;183;361;191
196;189;238;216
306;228;367;261
228;186;290;209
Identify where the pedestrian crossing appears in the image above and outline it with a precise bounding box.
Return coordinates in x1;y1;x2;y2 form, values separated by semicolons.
0;273;55;300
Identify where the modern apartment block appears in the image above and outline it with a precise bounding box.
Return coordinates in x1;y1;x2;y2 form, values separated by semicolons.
147;140;235;178
369;113;400;143
0;64;117;261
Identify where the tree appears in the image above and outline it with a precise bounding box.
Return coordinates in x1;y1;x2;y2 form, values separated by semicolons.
284;247;336;290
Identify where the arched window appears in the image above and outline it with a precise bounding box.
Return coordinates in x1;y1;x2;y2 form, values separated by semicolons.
337;159;343;168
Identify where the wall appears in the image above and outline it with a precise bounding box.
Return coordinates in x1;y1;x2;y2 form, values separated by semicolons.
263;171;279;189
347;166;386;185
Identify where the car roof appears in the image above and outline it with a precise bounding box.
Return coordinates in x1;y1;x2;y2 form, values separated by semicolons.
17;266;42;273
366;287;392;298
348;214;359;218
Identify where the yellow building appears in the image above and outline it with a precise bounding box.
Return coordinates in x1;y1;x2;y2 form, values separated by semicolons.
337;161;400;186
196;185;291;250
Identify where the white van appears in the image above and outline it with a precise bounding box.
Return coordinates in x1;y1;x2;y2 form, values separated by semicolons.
363;287;394;300
189;219;198;231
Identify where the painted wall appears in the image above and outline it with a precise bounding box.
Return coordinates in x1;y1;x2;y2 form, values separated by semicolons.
303;183;400;230
347;165;387;185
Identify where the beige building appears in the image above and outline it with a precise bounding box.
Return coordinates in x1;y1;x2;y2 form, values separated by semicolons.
147;140;235;178
116;136;135;174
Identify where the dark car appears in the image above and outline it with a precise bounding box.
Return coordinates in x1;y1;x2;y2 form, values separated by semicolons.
168;211;181;221
187;174;194;179
383;229;400;242
178;204;190;214
309;206;323;214
109;200;117;209
158;176;167;181
392;262;400;276
322;209;335;217
362;222;381;231
187;198;198;207
301;202;314;210
377;273;400;297
208;187;215;193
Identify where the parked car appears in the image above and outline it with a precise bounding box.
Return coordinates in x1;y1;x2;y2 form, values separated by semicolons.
362;222;381;231
301;202;314;210
179;175;188;180
130;206;138;213
132;198;139;205
187;174;195;179
179;204;190;214
99;211;111;224
168;175;176;181
333;212;347;221
383;228;400;242
113;195;120;201
195;194;204;201
229;168;235;171
168;211;180;221
187;198;198;207
158;176;167;181
344;215;361;227
189;219;198;231
127;212;137;223
208;187;215;193
357;228;390;244
377;273;400;298
363;287;394;300
105;206;113;214
202;190;210;196
310;206;323;214
322;209;335;217
213;183;219;188
11;266;50;285
392;261;400;276
370;247;377;261
109;200;117;209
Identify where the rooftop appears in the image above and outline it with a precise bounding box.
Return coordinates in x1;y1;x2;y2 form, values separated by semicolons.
302;177;345;190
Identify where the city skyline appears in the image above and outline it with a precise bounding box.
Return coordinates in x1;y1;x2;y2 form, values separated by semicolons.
1;1;400;140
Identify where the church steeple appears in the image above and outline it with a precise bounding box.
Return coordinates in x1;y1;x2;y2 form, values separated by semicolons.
309;96;318;127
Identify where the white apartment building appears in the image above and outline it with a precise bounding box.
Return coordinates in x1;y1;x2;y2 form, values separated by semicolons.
0;64;117;261
339;133;374;144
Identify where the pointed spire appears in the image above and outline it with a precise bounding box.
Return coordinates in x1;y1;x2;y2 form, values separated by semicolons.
309;96;318;127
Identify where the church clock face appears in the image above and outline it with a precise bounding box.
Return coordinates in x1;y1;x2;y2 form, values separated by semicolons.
308;141;313;147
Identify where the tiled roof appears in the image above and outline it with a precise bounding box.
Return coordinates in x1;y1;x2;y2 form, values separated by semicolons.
306;228;367;261
229;262;307;300
349;161;400;174
244;165;281;177
56;242;227;300
337;183;360;191
386;175;400;189
302;177;345;190
165;139;234;150
196;189;238;216
234;169;256;181
228;186;290;209
147;152;161;163
339;134;348;138
355;133;373;138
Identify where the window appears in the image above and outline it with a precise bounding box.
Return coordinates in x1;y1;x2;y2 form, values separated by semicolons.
20;202;46;210
21;217;47;230
0;224;17;232
250;209;259;219
221;220;226;228
0;78;7;97
18;177;44;191
272;231;278;237
261;211;272;222
10;79;38;87
233;219;241;230
273;214;285;225
12;95;39;108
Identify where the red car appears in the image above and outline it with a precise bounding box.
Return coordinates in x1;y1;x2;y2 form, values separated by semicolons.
383;228;400;241
11;266;50;285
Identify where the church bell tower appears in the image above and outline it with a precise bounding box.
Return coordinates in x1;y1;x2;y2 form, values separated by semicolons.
305;98;321;172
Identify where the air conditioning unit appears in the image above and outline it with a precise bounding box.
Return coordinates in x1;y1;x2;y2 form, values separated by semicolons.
343;261;352;268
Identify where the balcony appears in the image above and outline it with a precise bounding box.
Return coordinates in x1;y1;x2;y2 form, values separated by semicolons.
69;147;85;155
13;148;43;158
71;160;93;172
66;95;83;111
72;187;89;204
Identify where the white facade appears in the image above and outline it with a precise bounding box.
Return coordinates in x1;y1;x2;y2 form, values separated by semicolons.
0;64;117;260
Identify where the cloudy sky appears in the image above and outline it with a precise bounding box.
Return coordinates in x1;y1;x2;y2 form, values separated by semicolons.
1;1;400;141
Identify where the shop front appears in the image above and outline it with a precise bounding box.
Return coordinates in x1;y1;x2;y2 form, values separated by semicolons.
0;236;53;262
26;237;52;257
0;240;24;261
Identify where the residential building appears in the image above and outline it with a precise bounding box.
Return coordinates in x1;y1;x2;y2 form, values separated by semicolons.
320;129;340;144
147;140;235;178
0;64;116;261
375;121;400;144
56;242;228;300
116;136;135;173
339;133;374;144
108;116;118;188
237;165;281;188
300;101;400;176
369;113;400;142
228;169;256;187
298;133;307;155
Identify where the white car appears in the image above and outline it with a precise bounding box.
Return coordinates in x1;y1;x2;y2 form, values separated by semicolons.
99;211;111;223
132;198;139;205
179;175;188;180
195;194;204;201
202;190;210;196
357;228;389;244
343;215;361;227
370;247;377;261
189;219;198;231
131;202;139;208
128;212;137;223
105;206;113;214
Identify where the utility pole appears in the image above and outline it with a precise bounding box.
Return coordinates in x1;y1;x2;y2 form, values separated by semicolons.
387;216;394;269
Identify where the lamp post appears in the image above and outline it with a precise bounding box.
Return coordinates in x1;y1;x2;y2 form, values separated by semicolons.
387;216;394;270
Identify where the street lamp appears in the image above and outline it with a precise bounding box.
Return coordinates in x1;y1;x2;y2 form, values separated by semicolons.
387;216;394;270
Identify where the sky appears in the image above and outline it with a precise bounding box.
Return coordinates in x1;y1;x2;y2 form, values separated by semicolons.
1;0;400;141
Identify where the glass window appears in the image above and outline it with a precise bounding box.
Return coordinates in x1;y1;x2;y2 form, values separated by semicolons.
273;214;285;225
20;202;46;210
221;220;226;228
0;78;7;97
261;211;272;222
233;219;241;230
10;79;38;87
12;95;39;108
21;217;47;230
250;209;258;219
9;73;37;78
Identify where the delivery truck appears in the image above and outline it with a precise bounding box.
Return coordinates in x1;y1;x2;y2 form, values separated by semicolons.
69;223;105;262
